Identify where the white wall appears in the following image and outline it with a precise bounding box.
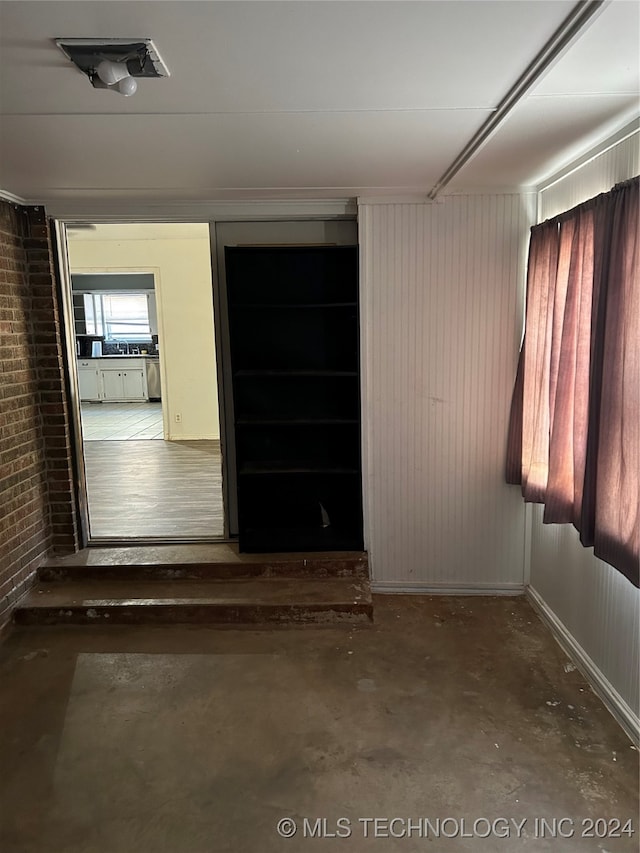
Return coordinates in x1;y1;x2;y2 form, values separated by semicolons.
358;194;535;590
531;130;640;724
68;225;219;441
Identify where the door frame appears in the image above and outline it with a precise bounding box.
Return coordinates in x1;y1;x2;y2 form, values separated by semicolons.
52;218;231;546
210;219;360;538
53;220;91;546
50;202;357;546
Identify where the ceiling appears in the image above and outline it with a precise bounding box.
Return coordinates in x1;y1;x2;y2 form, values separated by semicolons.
0;0;638;205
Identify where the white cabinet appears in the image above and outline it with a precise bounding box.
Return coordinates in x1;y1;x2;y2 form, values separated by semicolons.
100;366;148;402
100;369;126;400
77;358;149;402
77;363;101;401
123;369;146;399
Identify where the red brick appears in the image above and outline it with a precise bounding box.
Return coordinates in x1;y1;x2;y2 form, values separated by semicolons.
0;200;79;630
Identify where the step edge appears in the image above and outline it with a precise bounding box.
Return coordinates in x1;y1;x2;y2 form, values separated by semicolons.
16;600;372;610
37;578;370;589
39;567;369;578
39;562;369;580
14;601;374;625
43;551;369;567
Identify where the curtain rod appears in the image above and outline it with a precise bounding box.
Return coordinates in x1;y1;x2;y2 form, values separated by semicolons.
427;0;607;200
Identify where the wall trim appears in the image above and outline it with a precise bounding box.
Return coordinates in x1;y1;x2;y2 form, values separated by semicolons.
45;199;358;222
358;188;536;205
358;194;434;205
372;581;525;595
527;586;640;747
0;187;28;206
7;188;538;214
166;433;219;441
523;503;533;586
537;117;640;195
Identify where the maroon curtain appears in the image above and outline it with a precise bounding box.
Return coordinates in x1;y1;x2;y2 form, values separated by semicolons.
507;177;639;587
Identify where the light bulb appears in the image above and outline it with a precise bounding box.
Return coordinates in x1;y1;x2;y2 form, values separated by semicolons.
116;76;138;97
96;59;129;86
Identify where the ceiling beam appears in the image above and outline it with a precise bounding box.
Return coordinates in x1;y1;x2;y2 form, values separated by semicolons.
427;0;608;200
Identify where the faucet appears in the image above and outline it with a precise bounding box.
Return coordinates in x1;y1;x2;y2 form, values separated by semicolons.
118;341;129;354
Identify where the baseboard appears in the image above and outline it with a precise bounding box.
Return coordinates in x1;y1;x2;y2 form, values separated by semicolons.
527;587;640;747
371;581;525;595
166;434;220;442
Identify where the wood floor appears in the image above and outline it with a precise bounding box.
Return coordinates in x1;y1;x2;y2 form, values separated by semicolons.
84;440;224;539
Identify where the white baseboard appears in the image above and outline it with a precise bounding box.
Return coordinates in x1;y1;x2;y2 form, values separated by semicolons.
371;581;525;595
527;587;640;747
166;434;220;442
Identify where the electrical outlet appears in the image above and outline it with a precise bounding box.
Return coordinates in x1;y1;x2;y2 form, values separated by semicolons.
175;413;182;423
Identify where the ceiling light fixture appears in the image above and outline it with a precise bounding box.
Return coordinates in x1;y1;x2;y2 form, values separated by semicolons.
55;38;169;97
95;60;137;97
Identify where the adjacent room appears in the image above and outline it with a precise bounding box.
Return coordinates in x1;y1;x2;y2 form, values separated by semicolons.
0;2;638;852
65;223;224;540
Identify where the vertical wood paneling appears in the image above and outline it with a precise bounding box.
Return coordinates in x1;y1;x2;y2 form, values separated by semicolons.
539;130;640;220
359;194;535;589
531;133;640;717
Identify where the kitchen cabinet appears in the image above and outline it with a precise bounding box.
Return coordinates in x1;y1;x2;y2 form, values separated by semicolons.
77;361;100;401
77;358;149;402
100;368;124;400
225;245;363;553
100;367;147;401
123;369;147;400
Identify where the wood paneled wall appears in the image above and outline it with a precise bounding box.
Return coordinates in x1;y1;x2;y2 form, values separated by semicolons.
358;194;535;590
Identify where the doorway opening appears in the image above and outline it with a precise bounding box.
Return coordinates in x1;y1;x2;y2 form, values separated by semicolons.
212;218;359;548
63;222;225;543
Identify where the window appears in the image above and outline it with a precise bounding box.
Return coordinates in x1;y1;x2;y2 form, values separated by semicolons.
84;292;151;341
506;176;639;587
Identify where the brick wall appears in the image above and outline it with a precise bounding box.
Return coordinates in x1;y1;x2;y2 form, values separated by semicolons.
0;201;78;632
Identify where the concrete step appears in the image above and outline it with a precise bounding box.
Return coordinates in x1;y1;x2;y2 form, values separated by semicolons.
39;544;368;582
14;577;373;626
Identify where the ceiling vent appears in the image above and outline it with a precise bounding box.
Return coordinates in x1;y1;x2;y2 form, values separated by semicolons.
55;38;169;97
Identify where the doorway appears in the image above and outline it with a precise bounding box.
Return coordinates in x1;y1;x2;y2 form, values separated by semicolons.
212;219;359;540
62;222;225;542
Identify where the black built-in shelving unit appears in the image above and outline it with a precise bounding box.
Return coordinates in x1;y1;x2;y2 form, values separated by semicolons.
225;245;363;553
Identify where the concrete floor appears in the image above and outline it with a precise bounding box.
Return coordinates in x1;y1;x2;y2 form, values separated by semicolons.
0;596;637;853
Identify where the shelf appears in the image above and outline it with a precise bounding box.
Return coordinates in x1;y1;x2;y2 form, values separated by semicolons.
236;418;359;426
240;464;359;475
234;369;358;378
226;244;362;553
231;302;357;310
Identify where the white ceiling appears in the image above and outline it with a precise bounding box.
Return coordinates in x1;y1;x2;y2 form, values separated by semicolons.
0;0;638;204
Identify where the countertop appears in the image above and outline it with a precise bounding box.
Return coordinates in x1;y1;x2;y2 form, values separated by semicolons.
78;354;159;360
